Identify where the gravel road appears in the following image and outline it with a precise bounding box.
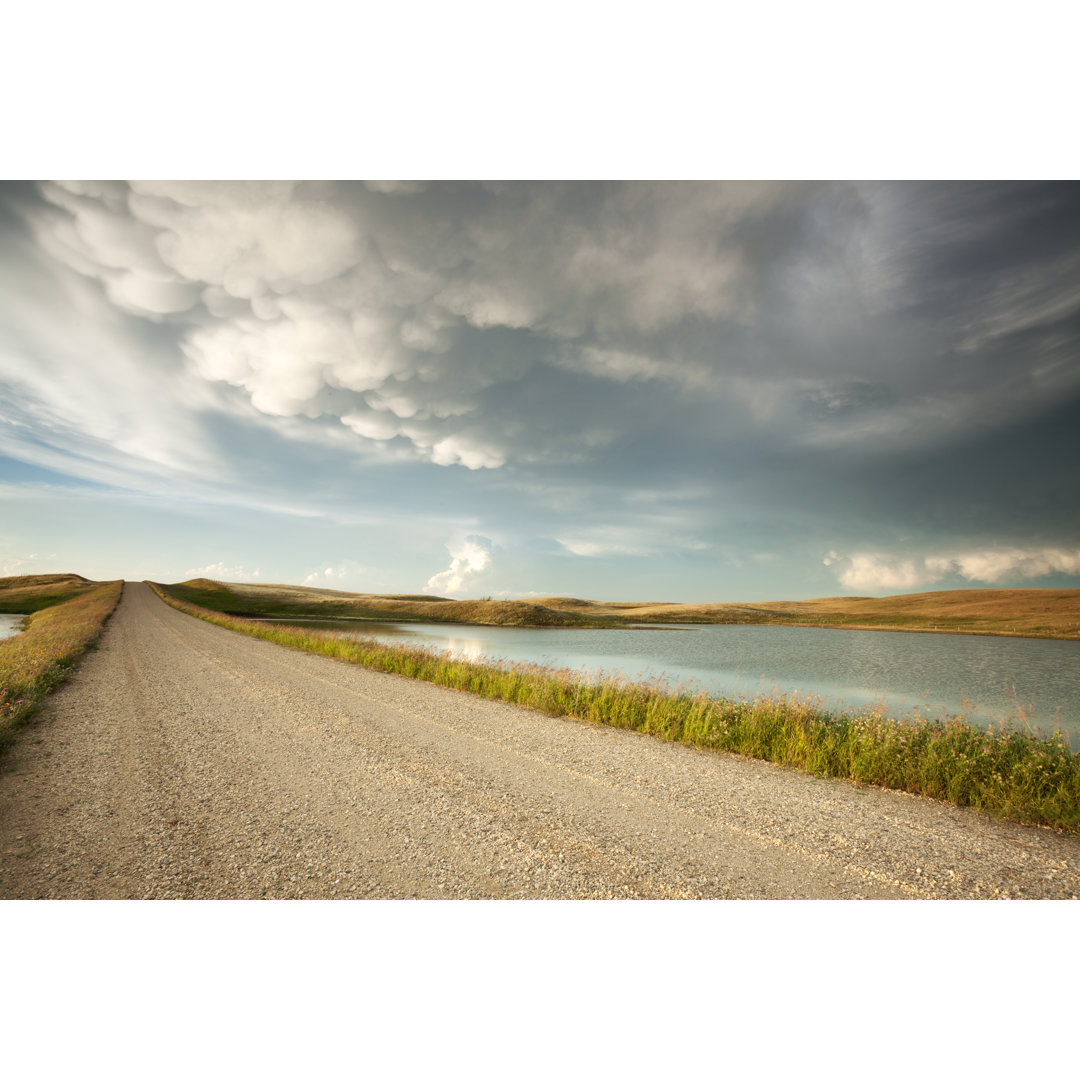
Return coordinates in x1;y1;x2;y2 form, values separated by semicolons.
2;581;1078;899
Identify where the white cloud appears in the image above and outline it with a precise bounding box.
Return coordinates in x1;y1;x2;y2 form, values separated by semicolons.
429;436;505;470
424;536;494;595
952;548;1080;582
557;537;646;558
555;523;707;559
0;247;225;489
147;196;361;294
36;182;201;318
12;179;1080;508
829;547;1080;592
836;554;942;592
22;182;814;470
302;566;351;587
555;345;708;387
185;562;260;581
363;181;427;195
1;552;58;577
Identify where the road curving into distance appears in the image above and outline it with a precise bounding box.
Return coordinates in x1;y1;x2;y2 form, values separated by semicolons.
1;581;1078;899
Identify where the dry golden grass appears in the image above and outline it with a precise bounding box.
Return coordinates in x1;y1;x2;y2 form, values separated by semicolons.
531;588;1080;639
162;579;1080;639
0;573;98;614
1;577;123;750
161;580;612;628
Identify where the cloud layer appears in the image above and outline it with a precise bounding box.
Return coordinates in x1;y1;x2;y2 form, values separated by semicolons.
1;180;1078;598
18;181;819;475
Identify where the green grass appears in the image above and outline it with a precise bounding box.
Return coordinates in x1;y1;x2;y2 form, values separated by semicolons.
0;573;100;615
0;580;123;754
151;583;1080;833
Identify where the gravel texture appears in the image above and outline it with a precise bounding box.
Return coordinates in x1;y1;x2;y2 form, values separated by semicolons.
1;581;1078;900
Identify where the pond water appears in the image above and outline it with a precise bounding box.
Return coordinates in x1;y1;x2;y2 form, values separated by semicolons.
271;617;1080;744
0;614;26;640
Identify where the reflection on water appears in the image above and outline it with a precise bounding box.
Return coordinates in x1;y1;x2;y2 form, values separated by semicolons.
0;614;26;640
280;618;1080;743
439;636;485;662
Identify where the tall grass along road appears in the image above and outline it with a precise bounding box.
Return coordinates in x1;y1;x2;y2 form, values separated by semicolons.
2;582;1077;899
0;578;122;753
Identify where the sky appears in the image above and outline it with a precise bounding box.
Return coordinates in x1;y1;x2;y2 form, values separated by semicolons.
2;179;1079;601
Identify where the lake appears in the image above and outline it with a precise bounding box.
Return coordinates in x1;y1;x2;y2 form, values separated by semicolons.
0;614;26;640
274;617;1080;744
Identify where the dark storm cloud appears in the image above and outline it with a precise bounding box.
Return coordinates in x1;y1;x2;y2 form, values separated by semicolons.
1;180;1078;594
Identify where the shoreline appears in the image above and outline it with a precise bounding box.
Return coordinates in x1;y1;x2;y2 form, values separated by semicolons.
151;582;1080;834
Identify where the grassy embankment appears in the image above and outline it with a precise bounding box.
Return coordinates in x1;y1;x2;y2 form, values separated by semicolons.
0;575;123;754
151;581;1080;832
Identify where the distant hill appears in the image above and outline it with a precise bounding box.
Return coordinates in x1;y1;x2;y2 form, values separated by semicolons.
155;579;1080;639
157;579;614;628
0;573;109;614
531;588;1080;639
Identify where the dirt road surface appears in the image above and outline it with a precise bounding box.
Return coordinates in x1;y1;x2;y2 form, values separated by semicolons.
2;582;1077;899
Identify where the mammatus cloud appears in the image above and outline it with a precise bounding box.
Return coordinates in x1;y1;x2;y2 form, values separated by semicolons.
16;181;810;474
184;562;261;581
825;548;1080;592
425;536;494;595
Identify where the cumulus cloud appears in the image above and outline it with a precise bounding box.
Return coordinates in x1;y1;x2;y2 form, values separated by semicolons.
826;548;1080;592
425;536;494;595
429;435;505;470
301;566;353;587
829;553;943;592
951;548;1080;582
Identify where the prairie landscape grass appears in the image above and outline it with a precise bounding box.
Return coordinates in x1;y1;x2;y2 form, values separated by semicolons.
162;577;1080;638
0;580;123;754
0;573;101;615
533;588;1080;639
152;583;1080;832
165;577;615;628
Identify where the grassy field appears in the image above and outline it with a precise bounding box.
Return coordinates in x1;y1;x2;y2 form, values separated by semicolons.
151;583;1080;832
0;573;104;614
0;576;123;754
532;589;1080;639
156;578;1080;639
157;578;619;627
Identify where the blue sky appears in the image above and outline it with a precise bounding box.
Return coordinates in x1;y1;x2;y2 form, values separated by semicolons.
2;180;1079;601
